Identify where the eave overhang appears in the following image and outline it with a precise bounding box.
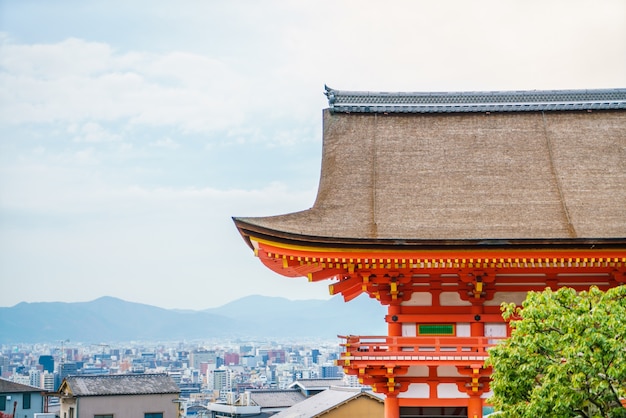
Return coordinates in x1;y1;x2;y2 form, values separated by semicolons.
234;217;626;252
234;217;626;287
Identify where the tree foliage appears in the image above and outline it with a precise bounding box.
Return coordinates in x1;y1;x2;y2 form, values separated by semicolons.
487;285;626;418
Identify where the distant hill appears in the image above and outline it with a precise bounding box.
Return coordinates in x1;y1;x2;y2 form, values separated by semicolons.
0;295;386;344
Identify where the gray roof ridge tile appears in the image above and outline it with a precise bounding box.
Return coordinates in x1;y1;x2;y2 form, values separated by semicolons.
324;85;626;113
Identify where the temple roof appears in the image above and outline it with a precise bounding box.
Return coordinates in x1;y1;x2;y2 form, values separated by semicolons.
325;86;626;114
234;88;626;250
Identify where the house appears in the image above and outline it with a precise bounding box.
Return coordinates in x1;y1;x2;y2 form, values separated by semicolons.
288;379;346;397
248;389;306;415
57;374;180;418
271;386;384;418
205;389;305;418
0;378;48;418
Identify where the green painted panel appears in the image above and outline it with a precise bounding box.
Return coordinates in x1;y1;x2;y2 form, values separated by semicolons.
418;324;454;335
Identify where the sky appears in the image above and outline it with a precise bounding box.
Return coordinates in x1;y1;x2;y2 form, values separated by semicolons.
0;0;625;310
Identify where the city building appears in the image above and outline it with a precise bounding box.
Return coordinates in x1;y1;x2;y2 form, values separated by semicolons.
271;386;384;418
57;374;180;418
0;378;48;418
0;356;8;377
320;365;341;379
288;378;346;397
40;372;55;392
223;352;239;366
210;367;232;399
248;389;306;415
28;369;41;389
38;356;54;374
190;350;217;370
205;389;306;418
233;87;626;418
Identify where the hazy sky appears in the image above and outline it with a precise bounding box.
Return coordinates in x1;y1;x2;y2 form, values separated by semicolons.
1;0;625;310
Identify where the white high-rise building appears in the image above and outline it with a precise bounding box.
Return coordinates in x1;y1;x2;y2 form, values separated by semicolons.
41;371;56;391
211;367;233;400
29;369;42;388
11;374;30;385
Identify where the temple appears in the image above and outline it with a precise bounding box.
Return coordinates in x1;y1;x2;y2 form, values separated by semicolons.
233;86;626;418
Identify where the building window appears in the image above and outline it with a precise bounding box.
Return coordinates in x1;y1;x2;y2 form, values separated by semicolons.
0;395;5;410
417;324;455;335
69;407;75;418
23;393;31;409
95;415;114;418
145;414;163;418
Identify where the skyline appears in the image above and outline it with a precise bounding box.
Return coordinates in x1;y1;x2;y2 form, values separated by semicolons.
1;0;625;310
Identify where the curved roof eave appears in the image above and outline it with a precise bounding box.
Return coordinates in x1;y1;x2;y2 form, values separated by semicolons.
233;217;626;252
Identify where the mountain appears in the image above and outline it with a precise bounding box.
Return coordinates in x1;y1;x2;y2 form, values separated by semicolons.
204;294;387;338
0;295;386;344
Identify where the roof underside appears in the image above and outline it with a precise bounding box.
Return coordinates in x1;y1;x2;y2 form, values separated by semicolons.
234;88;626;249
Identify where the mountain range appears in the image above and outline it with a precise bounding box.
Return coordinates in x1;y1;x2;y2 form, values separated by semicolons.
0;295;387;344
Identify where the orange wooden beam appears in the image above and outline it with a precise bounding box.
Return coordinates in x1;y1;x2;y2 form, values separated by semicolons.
253;237;626;261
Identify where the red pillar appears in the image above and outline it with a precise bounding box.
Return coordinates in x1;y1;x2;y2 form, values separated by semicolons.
468;395;483;418
385;394;400;418
388;303;402;337
470;304;484;337
386;303;402;418
469;302;485;417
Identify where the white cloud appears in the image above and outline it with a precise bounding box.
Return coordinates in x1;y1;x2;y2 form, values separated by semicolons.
0;37;114;77
151;137;180;149
279;0;626;92
0;150;315;216
0;37;250;133
72;122;121;143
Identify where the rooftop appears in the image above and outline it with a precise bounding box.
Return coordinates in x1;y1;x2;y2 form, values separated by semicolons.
271;387;383;418
325;86;626;113
235;87;626;248
0;378;43;393
249;389;306;408
289;378;346;390
60;374;179;396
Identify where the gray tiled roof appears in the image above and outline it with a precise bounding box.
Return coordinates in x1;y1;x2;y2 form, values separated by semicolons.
249;389;306;408
289;379;346;390
325;86;626;113
63;374;179;396
0;378;43;393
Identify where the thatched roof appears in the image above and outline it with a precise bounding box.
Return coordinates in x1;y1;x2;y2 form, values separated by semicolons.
234;88;626;249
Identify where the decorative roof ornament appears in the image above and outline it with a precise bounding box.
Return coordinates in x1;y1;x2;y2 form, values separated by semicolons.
324;86;626;113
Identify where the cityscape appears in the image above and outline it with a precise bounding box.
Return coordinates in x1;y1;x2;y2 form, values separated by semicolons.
0;295;389;417
1;335;364;416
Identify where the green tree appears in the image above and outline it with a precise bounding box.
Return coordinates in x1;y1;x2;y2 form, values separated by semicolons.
487;285;626;418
